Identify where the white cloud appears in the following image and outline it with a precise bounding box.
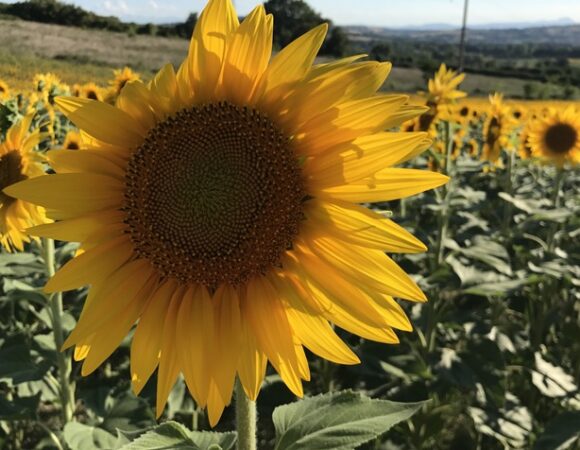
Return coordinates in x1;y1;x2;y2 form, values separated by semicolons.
102;0;130;14
148;0;159;10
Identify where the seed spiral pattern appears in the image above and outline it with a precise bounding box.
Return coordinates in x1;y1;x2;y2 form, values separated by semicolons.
544;123;577;154
124;102;305;288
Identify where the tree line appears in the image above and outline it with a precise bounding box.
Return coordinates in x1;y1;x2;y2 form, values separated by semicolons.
0;0;350;56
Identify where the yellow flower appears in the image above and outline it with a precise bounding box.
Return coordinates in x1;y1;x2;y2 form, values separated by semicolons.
482;93;516;164
0;115;47;251
62;130;82;150
74;82;105;102
0;79;9;101
427;64;466;105
412;64;466;136
109;67;141;96
528;107;580;166
5;0;448;425
33;73;70;105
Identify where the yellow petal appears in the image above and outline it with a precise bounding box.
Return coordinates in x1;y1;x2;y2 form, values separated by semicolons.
294;244;389;328
62;260;155;348
4;174;123;215
55;97;145;146
237;324;267;401
189;0;239;101
278;63;393;130
305;200;427;253
26;210;125;243
131;280;178;395
47;149;126;180
274;275;359;365
307;132;430;187
156;289;184;418
115;80;157;130
222;6;272;105
306;236;427;302
319;168;449;203
211;284;242;405
81;275;158;376
178;285;215;407
45;235;133;293
244;276;303;397
298;95;409;154
257;23;327;106
292;270;399;344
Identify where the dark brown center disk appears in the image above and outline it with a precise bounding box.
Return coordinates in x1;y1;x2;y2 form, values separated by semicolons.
0;150;26;205
544;123;577;155
124;102;305;288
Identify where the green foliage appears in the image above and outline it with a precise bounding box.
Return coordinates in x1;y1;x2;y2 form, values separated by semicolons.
0;0;197;38
365;37;580;99
273;391;425;450
264;0;349;56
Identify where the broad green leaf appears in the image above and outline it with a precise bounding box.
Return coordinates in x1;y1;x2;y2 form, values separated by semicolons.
0;334;51;384
533;411;580;450
63;422;118;450
101;392;156;434
532;353;577;398
190;431;237;450
273;390;425;450
463;277;538;297
120;422;198;450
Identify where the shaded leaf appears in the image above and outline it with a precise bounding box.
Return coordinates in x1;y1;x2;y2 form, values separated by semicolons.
273;390;425;450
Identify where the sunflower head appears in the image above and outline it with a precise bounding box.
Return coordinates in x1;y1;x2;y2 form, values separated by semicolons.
75;82;104;101
33;73;70;105
427;63;466;105
62;130;82;150
6;0;448;425
110;67;141;96
481;93;516;164
0;115;47;251
528;107;580;166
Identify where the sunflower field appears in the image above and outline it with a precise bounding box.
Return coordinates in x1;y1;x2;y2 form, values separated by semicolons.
0;1;579;450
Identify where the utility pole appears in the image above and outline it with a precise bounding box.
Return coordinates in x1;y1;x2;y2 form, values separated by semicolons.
458;0;469;71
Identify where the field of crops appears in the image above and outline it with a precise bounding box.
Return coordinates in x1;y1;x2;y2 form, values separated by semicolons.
1;7;579;450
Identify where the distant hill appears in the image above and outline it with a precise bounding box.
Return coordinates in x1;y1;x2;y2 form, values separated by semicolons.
345;24;580;47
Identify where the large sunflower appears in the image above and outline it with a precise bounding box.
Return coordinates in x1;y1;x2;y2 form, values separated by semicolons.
528;107;580;166
0;115;46;251
5;0;448;425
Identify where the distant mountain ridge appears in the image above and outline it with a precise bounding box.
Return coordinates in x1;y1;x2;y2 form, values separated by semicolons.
345;24;580;47
373;17;576;31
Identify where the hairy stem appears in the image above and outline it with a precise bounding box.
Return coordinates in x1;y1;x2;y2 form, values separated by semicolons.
235;379;257;450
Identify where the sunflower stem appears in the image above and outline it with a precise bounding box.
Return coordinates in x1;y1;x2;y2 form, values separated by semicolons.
546;168;565;252
501;149;515;237
425;121;454;354
41;238;75;426
235;379;257;450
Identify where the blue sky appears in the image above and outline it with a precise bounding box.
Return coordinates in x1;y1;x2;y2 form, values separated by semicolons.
6;0;580;26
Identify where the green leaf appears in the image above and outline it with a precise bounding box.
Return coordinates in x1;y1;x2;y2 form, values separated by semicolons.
273;390;425;450
462;277;538;297
120;422;198;450
532;352;577;398
63;422;118;450
533;411;580;450
190;430;237;450
101;392;156;434
0;393;40;420
0;334;51;384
